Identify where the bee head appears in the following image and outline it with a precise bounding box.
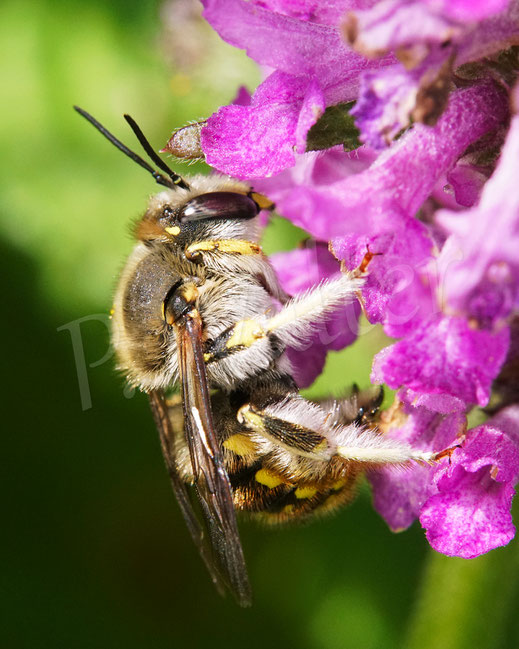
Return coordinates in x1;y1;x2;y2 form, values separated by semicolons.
135;181;264;244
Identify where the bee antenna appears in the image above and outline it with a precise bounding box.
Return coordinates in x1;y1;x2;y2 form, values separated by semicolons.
123;114;190;191
73;106;188;191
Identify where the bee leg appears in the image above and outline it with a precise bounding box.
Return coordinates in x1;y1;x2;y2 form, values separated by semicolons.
237;401;334;461
260;272;364;350
205;272;364;363
318;385;384;428
238;396;435;467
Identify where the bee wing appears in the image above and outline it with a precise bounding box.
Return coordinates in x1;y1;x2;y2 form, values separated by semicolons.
148;389;227;598
174;311;252;607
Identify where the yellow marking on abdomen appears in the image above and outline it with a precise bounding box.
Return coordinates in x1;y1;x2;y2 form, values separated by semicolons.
223;434;256;457
294;486;318;499
255;468;284;489
186;239;262;259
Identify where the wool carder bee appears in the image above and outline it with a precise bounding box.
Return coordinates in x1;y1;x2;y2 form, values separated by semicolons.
75;107;440;607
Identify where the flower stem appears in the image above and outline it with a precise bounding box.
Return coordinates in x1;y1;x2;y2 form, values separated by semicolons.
404;502;519;649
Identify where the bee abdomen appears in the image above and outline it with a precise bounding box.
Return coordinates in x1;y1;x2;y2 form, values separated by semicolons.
227;456;361;523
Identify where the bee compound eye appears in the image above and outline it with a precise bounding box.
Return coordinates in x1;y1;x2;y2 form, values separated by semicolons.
179;192;259;223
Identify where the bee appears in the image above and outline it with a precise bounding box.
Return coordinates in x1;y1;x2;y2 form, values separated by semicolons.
75;107;440;607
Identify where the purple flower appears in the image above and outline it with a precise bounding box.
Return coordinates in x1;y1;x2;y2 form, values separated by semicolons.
370;404;465;531
201;72;326;178
344;0;518;57
255;81;506;238
256;82;507;332
371;316;510;411
420;406;519;558
345;0;519;148
370;405;519;558
200;0;395;178
436;107;519;327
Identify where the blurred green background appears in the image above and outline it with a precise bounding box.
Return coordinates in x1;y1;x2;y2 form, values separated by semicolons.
2;1;518;648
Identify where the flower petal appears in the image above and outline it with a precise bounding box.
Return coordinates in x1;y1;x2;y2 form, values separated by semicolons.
369;405;465;530
201;71;325;178
269;241;340;294
345;0;519;64
351;50;453;149
351;64;424;149
436;109;519;325
245;0;369;24
202;0;388;98
371;316;510;409
331;220;434;330
438;0;512;22
420;411;519;558
344;0;462;56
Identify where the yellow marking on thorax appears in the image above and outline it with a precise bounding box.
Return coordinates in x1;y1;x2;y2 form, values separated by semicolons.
227;320;265;350
255;468;284;489
185;239;262;259
165;225;181;236
223;433;256;457
294;486;318;499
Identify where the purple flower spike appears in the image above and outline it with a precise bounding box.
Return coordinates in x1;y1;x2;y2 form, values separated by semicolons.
420;406;519;558
197;0;519;560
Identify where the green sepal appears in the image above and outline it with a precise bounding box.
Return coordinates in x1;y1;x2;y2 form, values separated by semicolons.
306;101;361;152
